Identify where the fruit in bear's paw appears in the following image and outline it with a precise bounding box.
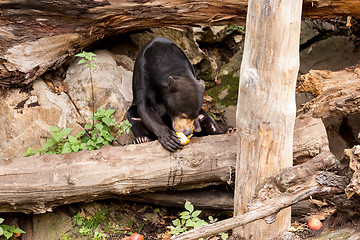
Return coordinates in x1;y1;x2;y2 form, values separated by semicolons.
176;132;191;145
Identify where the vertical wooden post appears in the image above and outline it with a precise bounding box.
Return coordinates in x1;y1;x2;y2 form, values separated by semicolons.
234;0;302;239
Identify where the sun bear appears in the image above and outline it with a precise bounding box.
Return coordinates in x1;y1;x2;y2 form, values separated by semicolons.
127;37;222;151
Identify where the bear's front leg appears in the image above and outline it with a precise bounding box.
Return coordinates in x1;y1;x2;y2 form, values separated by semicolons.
157;128;183;152
138;105;182;151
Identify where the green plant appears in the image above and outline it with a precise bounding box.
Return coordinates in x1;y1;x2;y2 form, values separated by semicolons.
169;201;228;240
74;212;108;240
24;108;132;156
226;25;245;35
169;201;208;237
75;51;98;128
75;51;98;70
0;218;26;240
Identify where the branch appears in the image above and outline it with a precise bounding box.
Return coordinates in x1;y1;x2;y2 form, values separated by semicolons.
172;152;345;240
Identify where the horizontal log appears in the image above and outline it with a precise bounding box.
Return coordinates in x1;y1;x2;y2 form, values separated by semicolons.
0;134;236;214
1;0;359;86
298;66;360;119
0;111;329;214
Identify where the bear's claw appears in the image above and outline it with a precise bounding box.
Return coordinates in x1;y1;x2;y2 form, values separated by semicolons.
133;136;150;144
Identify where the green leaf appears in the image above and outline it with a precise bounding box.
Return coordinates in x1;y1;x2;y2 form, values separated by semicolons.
50;126;60;133
78;59;87;65
172;219;180;227
72;145;80;152
62;142;72;154
0;227;3;236
59;128;73;138
75;52;87;58
184;201;194;213
105;109;116;117
85;123;92;129
180;211;190;219
102;117;113;126
185;219;195;228
42;138;56;150
96;136;104;144
191;210;202;218
68;135;78;144
0;218;4;224
14;228;25;234
95;123;104;131
4;230;12;239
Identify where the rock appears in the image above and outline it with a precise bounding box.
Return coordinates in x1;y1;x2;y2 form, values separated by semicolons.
193;26;229;43
0;80;82;157
64;49;133;122
129;27;205;65
300;36;360;74
300;19;320;45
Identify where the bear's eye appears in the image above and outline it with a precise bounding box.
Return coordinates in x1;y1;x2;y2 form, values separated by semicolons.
180;114;188;119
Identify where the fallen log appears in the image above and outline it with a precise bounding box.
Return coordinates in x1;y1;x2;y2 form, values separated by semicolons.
0;112;328;214
172;152;346;240
298;66;360;119
1;0;359;87
0;134;236;214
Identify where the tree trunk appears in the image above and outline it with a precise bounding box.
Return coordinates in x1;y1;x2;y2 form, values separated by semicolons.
234;0;302;239
0;134;237;214
1;0;359;87
172;151;343;240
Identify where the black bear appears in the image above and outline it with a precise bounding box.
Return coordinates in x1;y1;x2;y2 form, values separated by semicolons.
127;37;222;151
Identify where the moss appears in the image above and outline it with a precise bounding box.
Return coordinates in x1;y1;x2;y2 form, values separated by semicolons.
206;72;239;106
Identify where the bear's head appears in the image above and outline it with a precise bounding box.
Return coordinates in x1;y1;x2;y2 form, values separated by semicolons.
163;76;205;136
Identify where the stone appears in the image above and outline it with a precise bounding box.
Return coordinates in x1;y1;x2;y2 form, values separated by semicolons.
0;80;82;157
64;49;133;122
300;36;360;74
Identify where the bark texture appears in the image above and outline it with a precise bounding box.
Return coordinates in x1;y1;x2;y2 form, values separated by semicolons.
1;0;359;87
172;152;344;240
233;0;302;239
0;110;329;214
0;134;236;214
298;65;360;119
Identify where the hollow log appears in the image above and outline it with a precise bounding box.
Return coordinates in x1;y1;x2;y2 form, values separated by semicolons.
0;134;237;214
1;0;360;87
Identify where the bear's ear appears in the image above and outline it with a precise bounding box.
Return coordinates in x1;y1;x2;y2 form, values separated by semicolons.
198;79;205;91
168;76;178;92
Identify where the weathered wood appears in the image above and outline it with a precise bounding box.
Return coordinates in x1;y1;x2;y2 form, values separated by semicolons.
293;113;329;164
298;66;360;119
0;113;328;214
172;152;343;240
233;0;302;239
0;134;236;214
1;0;359;87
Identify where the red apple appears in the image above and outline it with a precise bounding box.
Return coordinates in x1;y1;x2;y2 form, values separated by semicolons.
308;217;322;230
129;233;144;240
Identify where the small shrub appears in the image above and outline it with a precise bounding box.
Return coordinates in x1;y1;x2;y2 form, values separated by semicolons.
0;218;25;240
24;108;132;156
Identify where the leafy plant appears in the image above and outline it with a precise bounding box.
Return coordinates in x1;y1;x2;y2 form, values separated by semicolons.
75;51;98;70
169;201;208;237
226;25;245;35
75;51;98;128
169;201;228;240
0;218;26;240
74;212;108;240
24;108;132;156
